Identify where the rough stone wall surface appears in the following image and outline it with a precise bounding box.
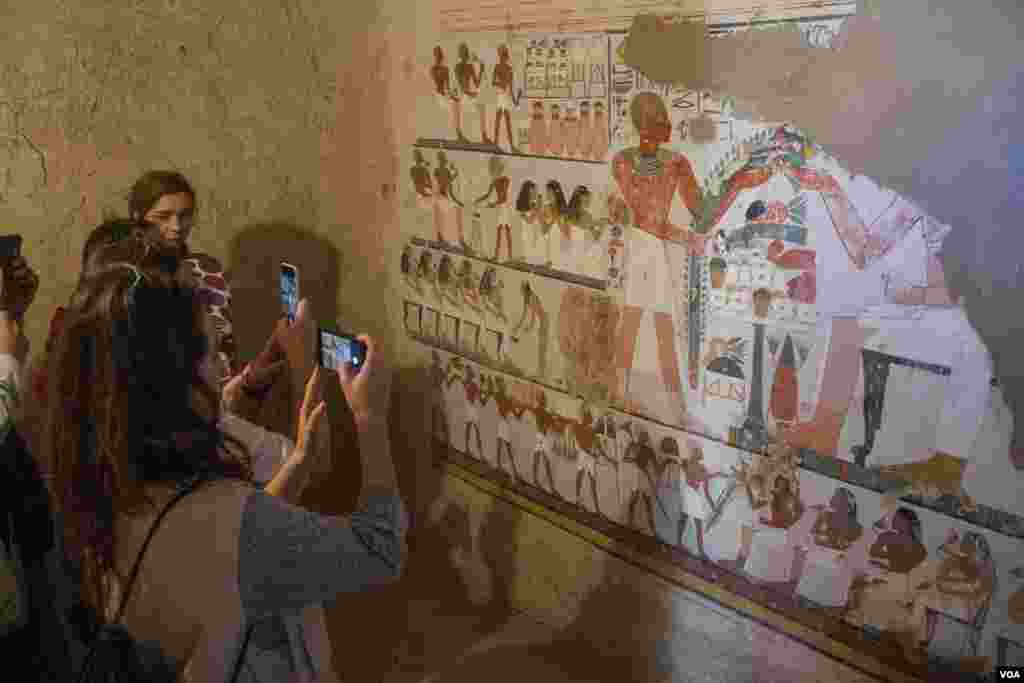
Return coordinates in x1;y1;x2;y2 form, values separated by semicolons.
0;0;344;352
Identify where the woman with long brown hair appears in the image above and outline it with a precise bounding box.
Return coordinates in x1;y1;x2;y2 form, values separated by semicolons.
27;216;284;459
30;171;274;406
46;259;405;681
32;220;146;404
129;171;295;425
128;171;237;384
25;219;182;461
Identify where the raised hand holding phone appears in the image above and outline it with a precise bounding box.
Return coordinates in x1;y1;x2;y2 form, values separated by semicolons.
335;334;390;424
318;328;366;372
274;297;315;368
279;262;300;324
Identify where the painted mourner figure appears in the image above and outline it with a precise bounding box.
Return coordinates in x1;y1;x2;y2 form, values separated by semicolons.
529;391;568;499
568;405;616;516
622;425;664;535
462;365;487;460
492;376;528;481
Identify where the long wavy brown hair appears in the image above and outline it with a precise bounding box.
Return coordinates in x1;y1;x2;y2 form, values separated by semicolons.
81;219;184;281
45;252;251;620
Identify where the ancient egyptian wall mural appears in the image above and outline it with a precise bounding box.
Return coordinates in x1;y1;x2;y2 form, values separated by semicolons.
404;10;1024;679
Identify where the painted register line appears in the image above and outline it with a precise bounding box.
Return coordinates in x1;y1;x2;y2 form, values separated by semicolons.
410;236;607;290
409;331;1024;541
438;3;858;36
415;139;608;166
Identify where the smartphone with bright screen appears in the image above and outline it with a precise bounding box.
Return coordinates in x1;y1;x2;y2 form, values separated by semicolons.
279;262;299;323
318;328;366;373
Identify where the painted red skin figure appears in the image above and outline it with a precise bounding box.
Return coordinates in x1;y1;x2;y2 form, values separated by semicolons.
431;46;465;142
569;408;617;517
454;43;491;145
610;93;766;424
529;392;568;499
493;380;528;481
492;45;521;153
474;156;513;261
462;367;488;460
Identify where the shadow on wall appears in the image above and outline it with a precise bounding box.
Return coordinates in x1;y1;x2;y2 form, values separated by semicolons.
424;535;689;683
225;222;512;679
226;221;341;443
226;222;367;515
224;223;691;680
227;222;341;369
312;360;527;680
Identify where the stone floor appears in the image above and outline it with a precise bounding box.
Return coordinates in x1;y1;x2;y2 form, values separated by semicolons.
321;521;886;683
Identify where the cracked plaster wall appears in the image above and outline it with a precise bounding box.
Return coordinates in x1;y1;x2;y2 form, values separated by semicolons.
0;0;423;359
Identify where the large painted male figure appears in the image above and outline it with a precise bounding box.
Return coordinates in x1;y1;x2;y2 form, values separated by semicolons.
610;93;707;428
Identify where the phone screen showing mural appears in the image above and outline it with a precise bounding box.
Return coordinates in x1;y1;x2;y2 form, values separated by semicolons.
280;262;299;323
318;328;366;373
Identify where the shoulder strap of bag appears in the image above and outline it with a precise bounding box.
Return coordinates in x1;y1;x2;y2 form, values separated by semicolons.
230;623;254;683
112;476;203;624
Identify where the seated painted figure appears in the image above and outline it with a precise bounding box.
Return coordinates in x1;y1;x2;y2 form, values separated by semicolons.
794;488;871;609
912;530;995;663
743;475;805;583
846;508;928;637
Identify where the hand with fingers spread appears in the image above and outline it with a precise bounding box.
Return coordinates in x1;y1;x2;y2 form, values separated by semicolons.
0;257;39;356
336;334;391;426
1;256;40;318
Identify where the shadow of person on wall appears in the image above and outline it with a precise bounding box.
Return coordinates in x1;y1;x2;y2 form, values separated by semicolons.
420;532;697;683
227;221;342;455
228;220;519;679
318;358;523;681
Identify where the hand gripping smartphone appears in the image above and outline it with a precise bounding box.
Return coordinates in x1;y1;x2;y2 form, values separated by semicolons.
318;327;367;374
279;262;300;323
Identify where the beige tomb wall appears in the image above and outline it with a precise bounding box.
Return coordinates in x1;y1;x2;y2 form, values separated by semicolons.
6;1;1018;680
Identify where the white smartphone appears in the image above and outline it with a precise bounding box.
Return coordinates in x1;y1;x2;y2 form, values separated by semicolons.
279;262;300;323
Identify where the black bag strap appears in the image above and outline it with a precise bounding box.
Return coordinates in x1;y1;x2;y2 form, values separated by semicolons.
230;623;254;683
112;476;203;624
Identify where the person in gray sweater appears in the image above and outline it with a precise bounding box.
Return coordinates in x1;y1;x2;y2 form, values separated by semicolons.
44;256;405;682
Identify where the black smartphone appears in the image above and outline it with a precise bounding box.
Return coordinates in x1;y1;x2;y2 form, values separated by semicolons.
0;235;23;265
318;327;367;373
279;262;299;323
